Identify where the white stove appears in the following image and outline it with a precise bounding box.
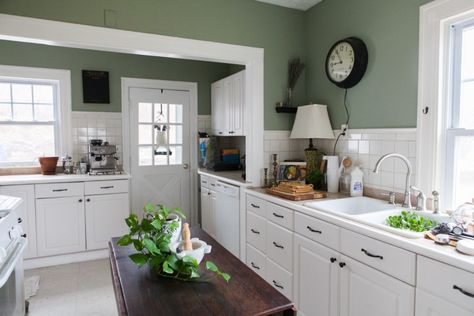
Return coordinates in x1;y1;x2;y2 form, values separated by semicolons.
0;194;27;316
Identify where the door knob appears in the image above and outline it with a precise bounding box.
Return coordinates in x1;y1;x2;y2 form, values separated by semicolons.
183;163;189;169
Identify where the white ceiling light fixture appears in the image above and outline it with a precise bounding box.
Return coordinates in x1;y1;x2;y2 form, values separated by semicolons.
255;0;323;11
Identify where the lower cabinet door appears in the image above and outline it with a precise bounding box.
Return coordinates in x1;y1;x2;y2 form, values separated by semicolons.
339;255;414;316
293;234;339;316
0;185;37;258
266;258;293;300
36;196;86;256
200;187;213;237
85;193;130;250
415;289;473;316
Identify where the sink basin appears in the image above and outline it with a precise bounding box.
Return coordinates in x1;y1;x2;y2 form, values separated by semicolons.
304;196;395;216
304;196;453;239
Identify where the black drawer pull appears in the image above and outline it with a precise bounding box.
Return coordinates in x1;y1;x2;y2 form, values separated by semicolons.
100;186;114;189
250;229;260;235
250;203;260;209
17;217;22;224
330;257;337;263
52;189;68;192
21;234;27;238
453;285;474;298
307;226;322;234
272;212;284;218
250;262;260;270
273;241;284;249
272;280;284;289
361;248;383;260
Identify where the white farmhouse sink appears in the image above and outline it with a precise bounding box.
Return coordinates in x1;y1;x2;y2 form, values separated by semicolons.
304;196;452;239
304;196;395;216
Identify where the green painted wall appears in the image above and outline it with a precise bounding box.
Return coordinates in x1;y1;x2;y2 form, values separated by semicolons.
304;0;431;129
0;0;307;130
0;40;233;114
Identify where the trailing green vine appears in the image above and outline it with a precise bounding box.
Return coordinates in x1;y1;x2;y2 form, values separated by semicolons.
117;203;230;282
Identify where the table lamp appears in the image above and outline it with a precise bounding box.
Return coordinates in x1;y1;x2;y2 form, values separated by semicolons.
290;104;335;176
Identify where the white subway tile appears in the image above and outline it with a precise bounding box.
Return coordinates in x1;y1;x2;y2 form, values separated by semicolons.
382;141;395;154
395;141;409;157
270;140;279;152
408;141;416;158
348;140;358;154
358;140;369;154
380;171;394;189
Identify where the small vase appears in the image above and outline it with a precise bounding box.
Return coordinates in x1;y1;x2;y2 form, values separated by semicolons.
165;214;182;244
286;87;293;106
38;156;59;175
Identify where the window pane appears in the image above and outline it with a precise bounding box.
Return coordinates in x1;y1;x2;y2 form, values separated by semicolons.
461;26;474;80
11;84;32;103
33;85;54;104
154;103;167;123
138;103;152;123
138;124;152;145
168;125;182;144
169;104;183;123
154;147;168;165
34;103;54;121
0;103;12;120
453;136;474;206
138;146;152;166
0;125;55;165
168;146;182;165
0;83;11;102
13;103;33;121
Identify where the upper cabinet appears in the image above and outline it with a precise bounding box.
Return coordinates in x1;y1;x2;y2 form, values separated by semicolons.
211;70;245;136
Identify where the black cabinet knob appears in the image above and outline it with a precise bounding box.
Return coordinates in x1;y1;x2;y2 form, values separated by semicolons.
330;257;337;263
339;262;346;268
86;198;91;202
78;199;83;203
17;217;23;224
21;234;27;238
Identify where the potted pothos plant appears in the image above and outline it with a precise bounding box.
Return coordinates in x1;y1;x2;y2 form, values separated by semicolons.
117;203;230;282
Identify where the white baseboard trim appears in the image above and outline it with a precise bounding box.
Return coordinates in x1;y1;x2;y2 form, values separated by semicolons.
24;249;109;270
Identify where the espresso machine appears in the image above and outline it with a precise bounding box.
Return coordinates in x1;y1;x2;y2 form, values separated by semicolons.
88;139;120;175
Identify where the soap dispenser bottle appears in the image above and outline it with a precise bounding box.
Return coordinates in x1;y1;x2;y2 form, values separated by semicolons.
350;165;364;197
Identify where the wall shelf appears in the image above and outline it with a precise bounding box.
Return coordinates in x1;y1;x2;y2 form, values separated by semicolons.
275;106;297;113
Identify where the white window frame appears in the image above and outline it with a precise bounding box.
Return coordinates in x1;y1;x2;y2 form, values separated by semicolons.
0;65;72;167
417;0;474;208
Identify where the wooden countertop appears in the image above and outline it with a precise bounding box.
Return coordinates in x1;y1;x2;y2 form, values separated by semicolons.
109;227;295;316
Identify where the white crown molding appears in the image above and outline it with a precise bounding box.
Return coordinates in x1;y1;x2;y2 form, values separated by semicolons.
255;0;323;11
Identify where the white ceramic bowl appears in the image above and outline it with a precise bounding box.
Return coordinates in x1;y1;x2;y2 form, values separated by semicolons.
456;239;474;256
169;238;212;264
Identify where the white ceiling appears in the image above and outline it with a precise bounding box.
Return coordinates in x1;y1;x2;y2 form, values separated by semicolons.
255;0;323;11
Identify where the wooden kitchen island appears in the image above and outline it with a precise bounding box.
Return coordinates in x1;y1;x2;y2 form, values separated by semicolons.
109;227;296;316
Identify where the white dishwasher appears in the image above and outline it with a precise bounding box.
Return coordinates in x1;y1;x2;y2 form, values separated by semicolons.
214;180;240;257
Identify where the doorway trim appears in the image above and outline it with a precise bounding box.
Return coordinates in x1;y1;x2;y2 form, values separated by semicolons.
0;13;264;187
121;77;198;223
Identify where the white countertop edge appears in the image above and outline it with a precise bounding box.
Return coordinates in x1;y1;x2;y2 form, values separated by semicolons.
0;173;131;185
246;189;474;274
197;169;252;187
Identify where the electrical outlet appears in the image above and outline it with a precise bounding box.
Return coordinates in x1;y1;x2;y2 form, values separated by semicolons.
341;124;348;131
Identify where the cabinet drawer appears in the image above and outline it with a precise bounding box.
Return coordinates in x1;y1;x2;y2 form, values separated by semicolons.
295;212;340;251
246;211;266;252
340;229;416;285
246;194;266;217
266;221;293;271
246;244;266;279
266;258;292;300
266;203;293;230
85;180;129;195
417;256;474;312
35;182;84;198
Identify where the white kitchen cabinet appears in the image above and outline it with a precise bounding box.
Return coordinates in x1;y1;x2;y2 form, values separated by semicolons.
415;289;473;316
293;234;339;316
0;185;36;258
211;70;245;136
339;254;414;316
36;196;86;256
85;193;130;250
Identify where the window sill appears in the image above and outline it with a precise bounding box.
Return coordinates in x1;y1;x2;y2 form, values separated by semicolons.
0;166;62;176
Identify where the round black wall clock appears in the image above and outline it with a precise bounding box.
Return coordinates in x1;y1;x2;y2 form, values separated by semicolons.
325;37;368;89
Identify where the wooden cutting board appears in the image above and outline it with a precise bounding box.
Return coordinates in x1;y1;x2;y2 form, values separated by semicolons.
266;187;327;201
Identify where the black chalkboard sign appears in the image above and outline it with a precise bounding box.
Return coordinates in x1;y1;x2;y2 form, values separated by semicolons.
82;70;110;103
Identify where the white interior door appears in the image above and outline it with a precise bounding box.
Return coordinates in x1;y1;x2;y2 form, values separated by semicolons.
129;87;191;218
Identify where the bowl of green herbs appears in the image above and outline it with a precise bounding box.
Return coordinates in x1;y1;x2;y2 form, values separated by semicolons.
386;210;438;233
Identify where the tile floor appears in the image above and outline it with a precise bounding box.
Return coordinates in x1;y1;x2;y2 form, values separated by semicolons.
25;259;118;316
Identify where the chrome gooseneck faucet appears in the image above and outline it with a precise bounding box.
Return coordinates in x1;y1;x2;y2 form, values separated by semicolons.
373;153;412;209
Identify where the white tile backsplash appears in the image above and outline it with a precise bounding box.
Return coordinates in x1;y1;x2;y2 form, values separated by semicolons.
263;128;417;193
198;115;212;135
71;111;123;162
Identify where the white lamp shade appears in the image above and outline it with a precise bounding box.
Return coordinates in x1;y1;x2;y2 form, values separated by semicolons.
290;104;335;139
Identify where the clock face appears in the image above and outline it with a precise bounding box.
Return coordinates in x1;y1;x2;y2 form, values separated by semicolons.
327;41;354;83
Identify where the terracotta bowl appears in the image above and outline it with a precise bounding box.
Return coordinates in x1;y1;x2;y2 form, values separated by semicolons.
38;156;59;175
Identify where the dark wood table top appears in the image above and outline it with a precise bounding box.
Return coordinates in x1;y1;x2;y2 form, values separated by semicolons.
109;227;295;316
